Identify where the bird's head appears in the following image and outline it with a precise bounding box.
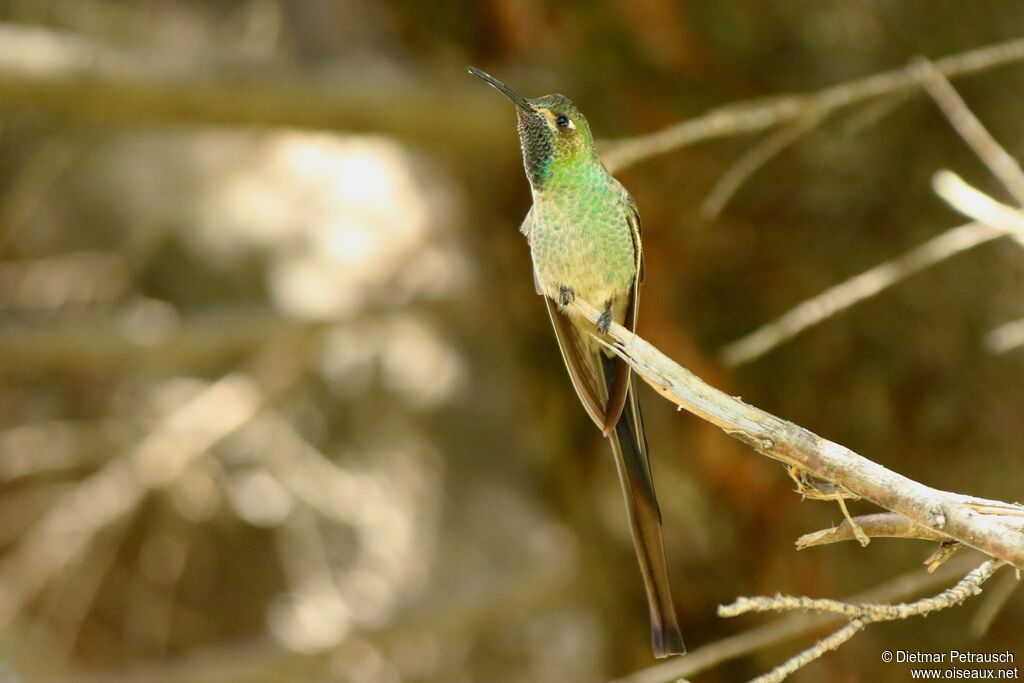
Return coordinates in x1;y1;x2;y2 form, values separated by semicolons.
469;67;596;189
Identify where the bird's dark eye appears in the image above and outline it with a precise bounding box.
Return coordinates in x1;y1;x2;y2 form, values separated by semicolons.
556;114;570;128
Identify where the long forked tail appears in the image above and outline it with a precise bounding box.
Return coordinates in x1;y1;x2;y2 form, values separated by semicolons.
602;354;685;658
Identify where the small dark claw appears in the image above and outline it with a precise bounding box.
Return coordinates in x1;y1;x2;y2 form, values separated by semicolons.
558;285;576;307
596;305;613;334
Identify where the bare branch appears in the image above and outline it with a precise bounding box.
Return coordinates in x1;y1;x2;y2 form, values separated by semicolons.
0;307;313;371
933;170;1024;239
574;296;1024;567
610;555;978;683
796;512;949;549
720;559;1001;620
722;560;1003;681
750;620;865;683
699;114;823;220
0;374;262;631
603;37;1024;171
914;58;1024;208
0;23;506;156
719;221;1006;365
0;338;310;632
720;557;999;622
986;318;1024;354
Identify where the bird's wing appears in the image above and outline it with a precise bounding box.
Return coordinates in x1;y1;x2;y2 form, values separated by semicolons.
622;186;645;286
600;194;644;434
543;296;607;429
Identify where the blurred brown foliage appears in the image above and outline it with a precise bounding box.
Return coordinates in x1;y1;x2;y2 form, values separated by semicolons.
0;1;1021;682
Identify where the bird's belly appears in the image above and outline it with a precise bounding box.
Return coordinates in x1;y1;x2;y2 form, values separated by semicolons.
530;211;636;309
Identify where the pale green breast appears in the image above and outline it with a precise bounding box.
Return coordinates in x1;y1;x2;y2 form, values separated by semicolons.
529;163;637;312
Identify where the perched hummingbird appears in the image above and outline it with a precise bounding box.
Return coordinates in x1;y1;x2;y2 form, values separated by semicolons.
468;67;685;658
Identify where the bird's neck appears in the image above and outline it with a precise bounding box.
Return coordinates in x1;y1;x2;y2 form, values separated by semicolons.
530;154;606;200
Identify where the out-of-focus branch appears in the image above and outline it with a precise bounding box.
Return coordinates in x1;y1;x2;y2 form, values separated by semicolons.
720;59;1024;366
915;58;1024;209
60;552;575;683
698;113;823;220
0;374;262;631
603;36;1024;171
571;297;1024;567
718;221;1007;366
0;336;311;632
0;23;507;155
0;307;313;371
986;318;1024;354
933;171;1024;238
3;23;1024;170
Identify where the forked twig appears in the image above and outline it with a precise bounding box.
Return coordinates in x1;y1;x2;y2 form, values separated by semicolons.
720;560;1003;682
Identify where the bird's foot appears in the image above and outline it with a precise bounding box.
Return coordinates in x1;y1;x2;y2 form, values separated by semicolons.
557;285;576;307
596;303;613;334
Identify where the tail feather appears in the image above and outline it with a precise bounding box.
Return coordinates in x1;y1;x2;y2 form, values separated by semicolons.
602;355;685;658
541;295;684;657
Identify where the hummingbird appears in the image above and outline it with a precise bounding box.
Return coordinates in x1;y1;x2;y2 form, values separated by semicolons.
468;66;685;658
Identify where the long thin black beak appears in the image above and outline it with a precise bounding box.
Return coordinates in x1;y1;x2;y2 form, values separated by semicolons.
467;66;535;112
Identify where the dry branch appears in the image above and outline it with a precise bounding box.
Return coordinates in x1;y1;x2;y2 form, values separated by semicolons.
571;298;1024;567
915;58;1024;210
721;55;1024;366
698;113;823;220
934;171;1024;239
796;512;950;549
720;559;1003;682
987;318;1024;354
611;554;979;683
718;221;1006;366
603;36;1024;171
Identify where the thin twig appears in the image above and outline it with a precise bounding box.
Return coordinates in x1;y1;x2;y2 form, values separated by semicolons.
723;560;1002;681
914;58;1024;208
603;37;1024;171
933;170;1024;239
750;620;865;683
720;559;1001;621
796;512;948;550
718;221;1006;366
986;318;1024;354
610;555;978;683
699;114;824;220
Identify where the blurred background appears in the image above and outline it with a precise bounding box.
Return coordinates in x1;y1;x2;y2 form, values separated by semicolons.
0;1;1022;681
